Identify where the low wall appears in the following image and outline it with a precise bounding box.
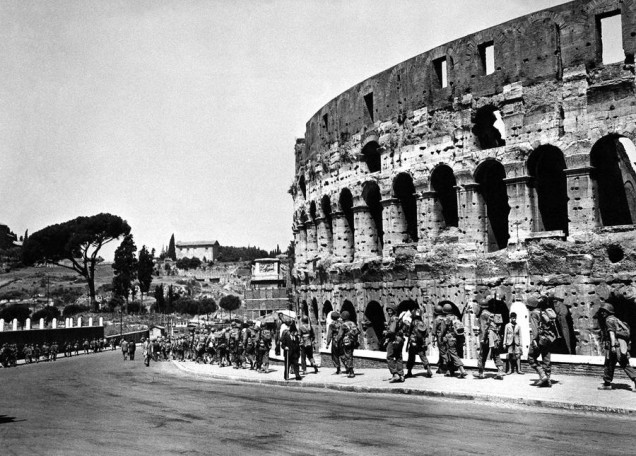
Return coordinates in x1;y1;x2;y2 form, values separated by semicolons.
105;330;149;345
0;327;105;348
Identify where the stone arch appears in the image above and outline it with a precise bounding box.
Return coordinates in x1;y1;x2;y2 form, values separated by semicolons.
298;175;307;199
340;300;357;323
321;195;333;237
396;299;419;315
301;300;309;318
591;134;636;226
393;172;419;242
309;201;317;222
362;181;384;247
430;164;459;227
339;188;355;243
322;300;333;319
527;145;569;235
364;301;386;351
362;139;382;173
472;105;506;150
474;159;510;251
438;300;461;318
311;298;319;323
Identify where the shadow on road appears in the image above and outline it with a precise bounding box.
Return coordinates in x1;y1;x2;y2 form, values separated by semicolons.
0;415;25;424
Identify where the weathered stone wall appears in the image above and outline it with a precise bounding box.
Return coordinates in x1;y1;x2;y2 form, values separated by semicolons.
291;0;636;358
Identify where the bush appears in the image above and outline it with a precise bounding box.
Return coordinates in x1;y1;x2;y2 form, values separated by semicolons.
62;304;91;317
127;301;146;314
32;306;61;323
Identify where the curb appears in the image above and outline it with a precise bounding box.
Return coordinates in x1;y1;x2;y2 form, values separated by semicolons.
169;361;636;416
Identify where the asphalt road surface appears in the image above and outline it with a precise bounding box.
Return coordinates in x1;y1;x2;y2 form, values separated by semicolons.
2;350;636;456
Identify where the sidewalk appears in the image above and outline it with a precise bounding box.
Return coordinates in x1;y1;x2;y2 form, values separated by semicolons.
171;358;636;416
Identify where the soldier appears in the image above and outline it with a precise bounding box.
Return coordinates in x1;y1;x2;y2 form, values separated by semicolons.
128;338;136;361
504;312;523;374
280;321;302;380
299;316;318;374
74;340;80;356
228;321;242;368
83;338;89;354
50;341;58;361
24;344;33;364
476;298;505;380
33;344;41;363
121;339;129;361
338;311;359;378
441;303;468;378
432;304;448;374
42;342;50;362
595;302;636;391
142;337;151;367
325;311;342;374
384;303;405;383
526;294;556;387
405;309;433;379
243;321;257;370
256;318;274;373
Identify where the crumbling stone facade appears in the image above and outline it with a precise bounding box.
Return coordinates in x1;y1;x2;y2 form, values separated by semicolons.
291;0;636;358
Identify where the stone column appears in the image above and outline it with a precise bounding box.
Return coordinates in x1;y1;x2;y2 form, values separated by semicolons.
0;318;4;331
353;205;380;260
99;317;104;326
315;216;333;257
503;176;535;246
332;211;354;262
418;191;444;243
52;318;57;329
294;228;307;267
68;318;73;328
25;318;31;330
12;319;18;331
40;318;45;329
78;317;83;327
381;198;407;256
304;221;319;262
565;166;598;239
456;183;485;248
89;317;94;327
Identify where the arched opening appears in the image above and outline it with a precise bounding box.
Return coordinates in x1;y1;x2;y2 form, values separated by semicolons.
591;135;636;226
339;188;355;244
364;301;386;351
472;105;506;149
321;195;333;239
475;160;510;251
311;298;319;323
527;145;569;235
397;299;419;315
362;140;382;173
322;300;333;320
301;300;309;318
438;300;461;318
362;181;384;247
340;300;357;324
298;175;307;199
393;173;419;242
430;165;459;227
309;201;317;223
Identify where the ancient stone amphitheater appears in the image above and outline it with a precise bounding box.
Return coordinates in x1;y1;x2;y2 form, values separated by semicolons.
290;0;636;359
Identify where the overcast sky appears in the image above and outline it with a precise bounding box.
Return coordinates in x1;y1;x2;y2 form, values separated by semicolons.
0;0;571;259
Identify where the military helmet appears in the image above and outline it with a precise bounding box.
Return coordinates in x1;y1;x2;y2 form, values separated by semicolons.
386;303;397;313
301;315;309;323
525;295;540;309
479;299;490;308
340;311;350;321
412;309;422;320
434;304;444;315
596;302;615;316
442;303;454;315
330;311;340;320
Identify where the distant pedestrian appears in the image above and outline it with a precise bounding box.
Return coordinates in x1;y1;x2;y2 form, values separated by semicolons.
338;311;359;378
121;339;129;361
325;311;342;375
504;312;523;374
299;316;318;374
432;305;448;374
128;339;136;361
476;298;505;380
440;304;467;378
595;302;636;391
405;309;433;379
384;303;405;383
281;322;302;381
526;294;556;387
142;338;151;367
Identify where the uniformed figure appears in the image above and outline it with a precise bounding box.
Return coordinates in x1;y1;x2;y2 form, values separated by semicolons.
526;294;555;387
325;311;343;374
338;311;358;378
595;302;636;391
281;321;302;381
128;339;136;361
405;309;433;379
142;337;151;367
243;321;257;370
121;339;129;361
42;342;50;362
83;339;89;354
256;319;274;372
229;321;242;369
384;304;405;383
476;298;505;380
440;304;468;378
24;344;33;363
299;316;318;374
50;341;58;361
432;304;448;374
504;312;523;374
33;344;41;363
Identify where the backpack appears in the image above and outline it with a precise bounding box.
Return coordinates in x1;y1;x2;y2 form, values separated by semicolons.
613;317;631;340
258;329;272;349
539;308;559;343
342;321;360;348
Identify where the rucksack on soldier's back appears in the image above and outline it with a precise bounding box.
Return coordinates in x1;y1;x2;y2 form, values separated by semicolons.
540;308;560;342
614;317;631;340
343;322;361;348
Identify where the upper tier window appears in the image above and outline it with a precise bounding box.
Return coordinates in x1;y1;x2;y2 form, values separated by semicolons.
479;41;495;75
598;12;623;65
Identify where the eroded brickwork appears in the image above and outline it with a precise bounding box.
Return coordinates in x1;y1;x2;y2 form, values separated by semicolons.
291;0;636;358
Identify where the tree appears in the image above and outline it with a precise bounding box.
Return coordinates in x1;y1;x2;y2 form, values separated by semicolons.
0;304;31;328
22;213;131;310
219;294;241;320
153;284;165;313
32;306;61;324
62;304;90;317
112;234;137;312
138;246;155;303
167;234;177;260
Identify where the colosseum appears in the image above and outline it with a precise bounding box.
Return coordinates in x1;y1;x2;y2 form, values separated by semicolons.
290;0;636;362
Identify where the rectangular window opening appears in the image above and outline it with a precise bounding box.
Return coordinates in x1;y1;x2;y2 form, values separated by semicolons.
598;12;623;65
364;92;374;122
322;113;329;131
479;41;495;75
433;57;448;88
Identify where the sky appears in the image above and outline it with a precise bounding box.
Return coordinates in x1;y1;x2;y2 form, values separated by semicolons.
0;0;571;259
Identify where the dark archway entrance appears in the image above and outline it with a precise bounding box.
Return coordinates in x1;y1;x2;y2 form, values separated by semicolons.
362;181;384;247
364;301;386;351
393;173;419;242
362;140;382;173
301;300;309;319
322;301;333;320
298;175;306;199
430;165;458;227
321;195;333;239
591;135;636;226
311;298;319;323
475;160;510;251
397;299;419;315
339;188;355;244
528;145;568;235
473;105;506;149
340;300;357;323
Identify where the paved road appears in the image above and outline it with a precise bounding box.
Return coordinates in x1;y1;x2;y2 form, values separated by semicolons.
2;350;636;455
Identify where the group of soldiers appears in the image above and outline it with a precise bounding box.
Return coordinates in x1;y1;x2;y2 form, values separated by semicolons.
0;337;113;367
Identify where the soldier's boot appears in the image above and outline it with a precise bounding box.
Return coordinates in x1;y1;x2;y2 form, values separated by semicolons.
504;359;512;375
404;370;413;379
335;368;341;375
425;365;433;378
495;367;505;380
347;369;355;378
389;374;401;383
458;367;467;378
598;382;612;390
313;364;319;374
516;359;524;374
537;372;551;388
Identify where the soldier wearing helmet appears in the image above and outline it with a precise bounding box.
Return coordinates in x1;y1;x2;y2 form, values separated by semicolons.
595;300;636;391
440;303;468;378
476;296;505;380
326;311;343;374
384;303;405;383
299;315;319;375
526;293;553;387
338;311;359;378
432;304;448;374
405;308;433;379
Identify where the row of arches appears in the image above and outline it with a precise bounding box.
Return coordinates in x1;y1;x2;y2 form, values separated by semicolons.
295;134;636;256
